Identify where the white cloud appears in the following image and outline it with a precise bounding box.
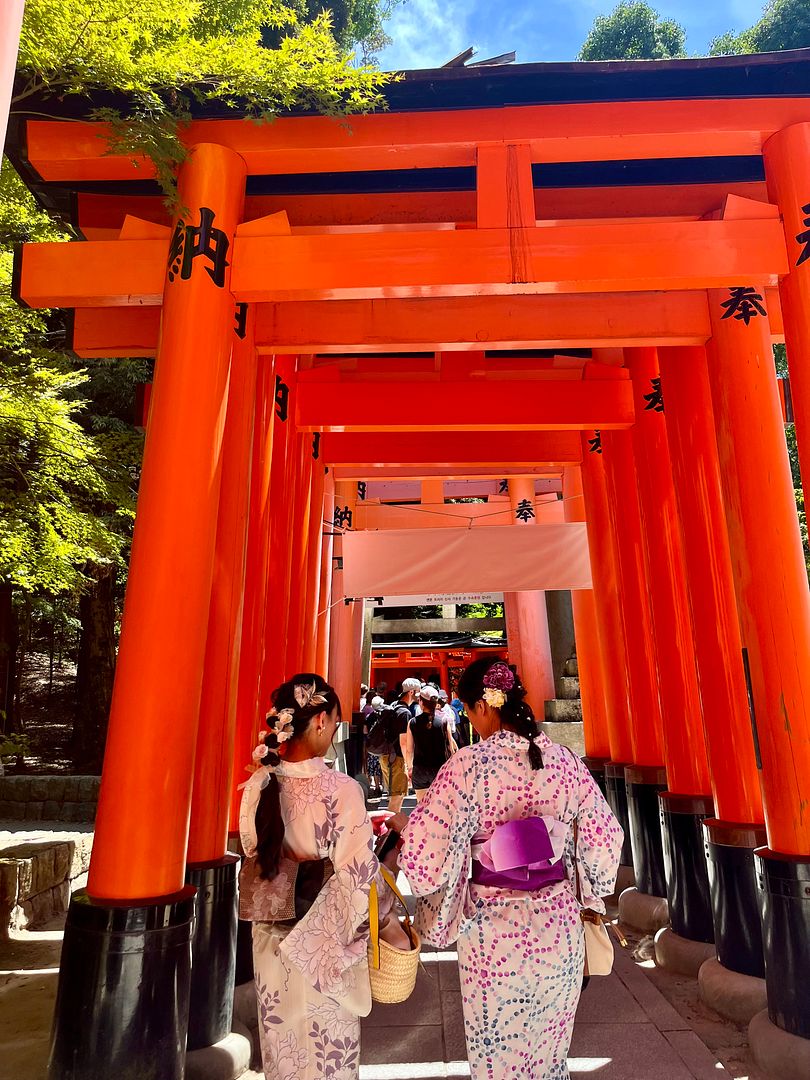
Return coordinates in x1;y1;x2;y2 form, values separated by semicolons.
380;0;477;71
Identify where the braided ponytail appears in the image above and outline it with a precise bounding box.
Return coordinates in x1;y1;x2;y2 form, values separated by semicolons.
457;657;544;770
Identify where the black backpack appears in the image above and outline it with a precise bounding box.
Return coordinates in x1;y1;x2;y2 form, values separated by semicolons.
366;705;404;757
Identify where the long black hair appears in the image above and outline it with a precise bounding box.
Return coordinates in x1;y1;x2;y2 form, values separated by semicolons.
254;672;341;880
456;657;543;769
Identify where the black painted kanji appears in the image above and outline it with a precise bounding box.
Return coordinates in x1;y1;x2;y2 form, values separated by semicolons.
274;376;290;422
515;498;535;522
334;505;353;529
312;432;321;460
167;207;230;287
643;377;664;413
720;287;767;326
587;431;602;455
357;481;367;501
796;202;810;267
234;303;248;339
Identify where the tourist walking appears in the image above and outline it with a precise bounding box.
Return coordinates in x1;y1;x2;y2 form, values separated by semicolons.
390;658;623;1080
404;684;457;801
239;673;389;1080
375;678;419;812
363;694;385;797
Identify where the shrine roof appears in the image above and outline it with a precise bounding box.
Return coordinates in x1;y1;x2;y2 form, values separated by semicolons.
7;48;810;232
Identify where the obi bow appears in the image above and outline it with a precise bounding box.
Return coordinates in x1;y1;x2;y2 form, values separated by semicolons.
471;816;568;891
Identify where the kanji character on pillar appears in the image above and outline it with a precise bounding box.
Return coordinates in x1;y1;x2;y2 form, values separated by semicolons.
720;287;767;326
515;498;535;522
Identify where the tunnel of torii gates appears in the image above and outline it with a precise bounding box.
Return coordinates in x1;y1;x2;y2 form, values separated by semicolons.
9;45;810;1078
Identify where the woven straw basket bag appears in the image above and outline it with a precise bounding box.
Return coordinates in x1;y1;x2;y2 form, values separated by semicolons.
368;866;420;1004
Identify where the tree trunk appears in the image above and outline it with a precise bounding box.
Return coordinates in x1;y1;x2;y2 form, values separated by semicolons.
74;563;117;774
0;582;17;735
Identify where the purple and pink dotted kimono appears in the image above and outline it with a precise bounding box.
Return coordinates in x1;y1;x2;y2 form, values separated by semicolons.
399;729;623;1080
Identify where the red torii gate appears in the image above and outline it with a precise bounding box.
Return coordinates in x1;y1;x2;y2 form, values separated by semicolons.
9;48;810;1080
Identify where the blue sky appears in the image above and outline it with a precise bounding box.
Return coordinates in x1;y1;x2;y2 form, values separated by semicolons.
378;0;768;70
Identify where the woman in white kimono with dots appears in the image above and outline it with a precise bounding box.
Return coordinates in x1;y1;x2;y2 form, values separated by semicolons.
239;673;395;1080
392;657;623;1080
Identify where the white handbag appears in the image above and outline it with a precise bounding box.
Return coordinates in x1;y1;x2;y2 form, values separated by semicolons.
572;817;617;977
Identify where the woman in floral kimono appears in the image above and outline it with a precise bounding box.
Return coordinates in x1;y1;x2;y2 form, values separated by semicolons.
392;658;624;1080
239;673;388;1080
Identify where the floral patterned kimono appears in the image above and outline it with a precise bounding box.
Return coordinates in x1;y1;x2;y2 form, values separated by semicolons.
398;729;623;1080
239;757;379;1080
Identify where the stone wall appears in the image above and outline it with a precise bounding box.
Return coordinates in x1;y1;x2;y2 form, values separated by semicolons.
0;775;100;823
0;832;93;936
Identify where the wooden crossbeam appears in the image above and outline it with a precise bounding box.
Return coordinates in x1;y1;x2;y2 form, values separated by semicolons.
18;217;786;309
69;289;784;357
321;431;582;465
308;375;621;431
22;99;810;180
232;219;788;300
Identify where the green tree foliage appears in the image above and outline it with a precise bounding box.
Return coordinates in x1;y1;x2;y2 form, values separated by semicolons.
0;164;122;597
710;0;810;56
15;0;393;197
578;1;686;61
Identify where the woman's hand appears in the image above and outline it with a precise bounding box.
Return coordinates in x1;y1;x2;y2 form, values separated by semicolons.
386;811;410;835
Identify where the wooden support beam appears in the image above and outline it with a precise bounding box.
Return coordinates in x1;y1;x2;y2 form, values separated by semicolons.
231;218;788;301
321;432;582;467
301;378;630;432
20;218;784;310
334;465;560;480
23;99;810;180
71;291;727;357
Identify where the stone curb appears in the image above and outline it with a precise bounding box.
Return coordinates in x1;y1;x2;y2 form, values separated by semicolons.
749;1008;810;1080
654;927;715;977
618;886;669;933
698;958;768;1026
185;1031;252;1080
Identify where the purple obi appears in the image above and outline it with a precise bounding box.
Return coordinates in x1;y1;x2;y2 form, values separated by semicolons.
471;816;567;891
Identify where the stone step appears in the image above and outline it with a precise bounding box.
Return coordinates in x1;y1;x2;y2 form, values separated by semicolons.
563;656;579;677
544;698;583;722
558;675;580;700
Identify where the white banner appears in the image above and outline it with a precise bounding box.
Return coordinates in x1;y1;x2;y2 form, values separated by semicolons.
343;524;591;597
375;592;504;607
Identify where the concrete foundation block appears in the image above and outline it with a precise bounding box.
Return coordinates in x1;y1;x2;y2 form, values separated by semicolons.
749;1008;810;1080
618;886;669;933
185;1031;252;1080
698;958;768;1025
232;981;258;1035
654;927;715;977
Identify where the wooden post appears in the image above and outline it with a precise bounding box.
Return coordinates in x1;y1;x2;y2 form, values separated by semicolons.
764;122;810;502
88;144;246;901
188;307;257;863
562;466;611;761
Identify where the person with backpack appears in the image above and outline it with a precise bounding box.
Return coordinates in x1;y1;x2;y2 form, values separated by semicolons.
367;678;419;812
404;684;458;802
362;695;385;798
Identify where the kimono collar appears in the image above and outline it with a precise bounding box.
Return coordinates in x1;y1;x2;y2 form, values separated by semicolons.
274;755;330;778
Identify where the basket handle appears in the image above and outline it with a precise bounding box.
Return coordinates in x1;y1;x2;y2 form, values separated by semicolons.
368;867;415;970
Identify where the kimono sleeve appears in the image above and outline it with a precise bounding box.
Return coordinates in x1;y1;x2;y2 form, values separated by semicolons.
281;776;376;1010
573;758;624;914
398;749;480;947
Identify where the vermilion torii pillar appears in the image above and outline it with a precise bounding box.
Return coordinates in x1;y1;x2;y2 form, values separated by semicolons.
600;412;668;897
561;466;611;770
49;144;247;1080
708;287;810;1039
625;346;715;944
507;477;555;715
230;354;275;826
579;431;635;865
658;344;766;978
260;355;297;699
316;470;336;677
764;123;810;502
185;306;257;1050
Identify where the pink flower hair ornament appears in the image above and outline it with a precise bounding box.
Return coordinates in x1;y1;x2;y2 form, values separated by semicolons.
266;706;295;744
482;662;515;710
